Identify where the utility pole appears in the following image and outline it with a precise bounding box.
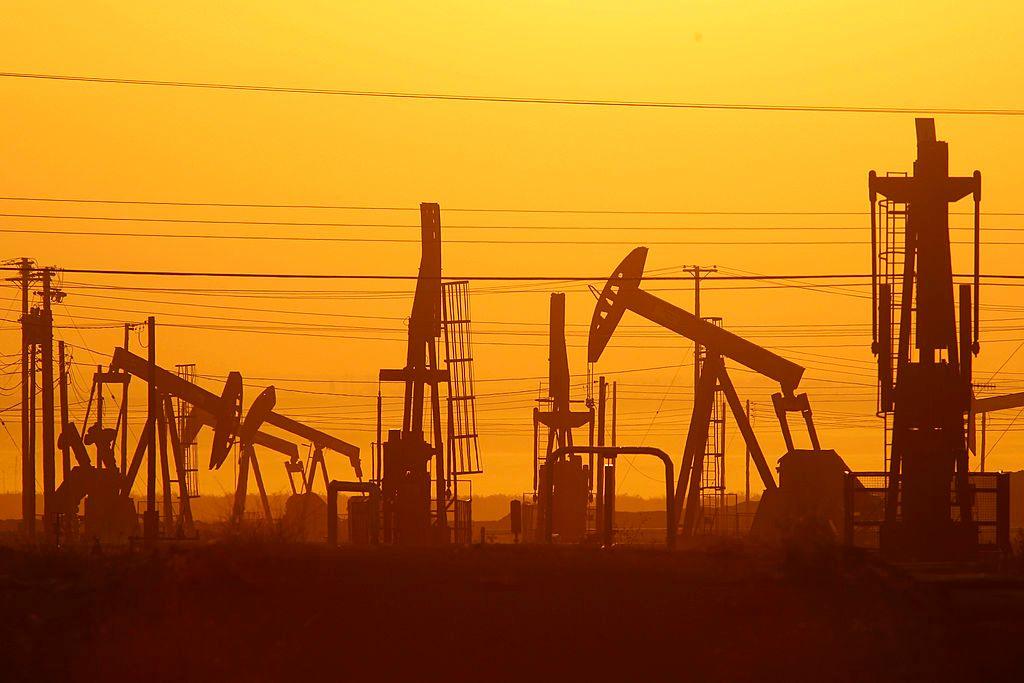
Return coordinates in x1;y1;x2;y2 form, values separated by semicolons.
144;316;158;543
611;381;617;447
683;265;718;528
682;266;718;394
15;258;33;535
95;363;104;445
58;341;70;479
980;412;987;473
595;376;607;529
745;399;751;504
40;268;56;531
29;344;37;529
121;323;131;473
606;380;618;543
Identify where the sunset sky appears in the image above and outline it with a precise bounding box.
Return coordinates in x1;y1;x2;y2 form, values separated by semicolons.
2;1;1024;499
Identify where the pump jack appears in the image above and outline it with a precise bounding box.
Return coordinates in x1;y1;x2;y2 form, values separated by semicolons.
377;202;482;544
868;118;993;559
109;347;361;527
532;293;593;542
53;341;362;541
589;247;848;538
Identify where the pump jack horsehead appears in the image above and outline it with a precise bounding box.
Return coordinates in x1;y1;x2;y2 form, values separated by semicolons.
589;247;849;539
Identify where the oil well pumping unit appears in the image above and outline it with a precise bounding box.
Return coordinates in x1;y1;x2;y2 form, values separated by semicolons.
50;320;362;544
588;247;851;539
858;118;1010;560
375;202;482;545
530;292;594;542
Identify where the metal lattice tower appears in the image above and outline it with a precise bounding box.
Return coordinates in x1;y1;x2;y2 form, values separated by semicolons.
697;316;726;533
441;280;482;476
174;363;200;498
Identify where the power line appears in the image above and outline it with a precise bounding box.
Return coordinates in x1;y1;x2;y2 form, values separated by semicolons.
0;226;918;245
2;196;1021;216
6;225;1024;247
3;265;876;281
0;211;1017;232
3;71;1023;116
6;264;1024;283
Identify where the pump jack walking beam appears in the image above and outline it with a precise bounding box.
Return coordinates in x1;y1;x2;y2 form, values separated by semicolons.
969;390;1024;469
589;248;804;393
110;347;360;527
111;347;360;476
590;247;816;537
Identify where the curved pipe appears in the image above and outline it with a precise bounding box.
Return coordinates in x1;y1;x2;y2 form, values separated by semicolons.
542;446;675;549
327;480;381;546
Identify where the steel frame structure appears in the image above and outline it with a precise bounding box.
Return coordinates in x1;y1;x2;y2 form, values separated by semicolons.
377;203;482;544
869;118;982;559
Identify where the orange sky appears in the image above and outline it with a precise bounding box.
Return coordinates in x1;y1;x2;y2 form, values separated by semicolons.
1;1;1024;499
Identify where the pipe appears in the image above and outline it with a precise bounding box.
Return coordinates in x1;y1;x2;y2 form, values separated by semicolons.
327;480;382;547
542;446;675;549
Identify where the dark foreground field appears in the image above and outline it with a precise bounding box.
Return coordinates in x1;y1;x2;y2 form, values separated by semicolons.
2;540;1023;682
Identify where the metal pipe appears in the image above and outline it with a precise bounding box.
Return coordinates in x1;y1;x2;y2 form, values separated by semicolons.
603;458;615;546
327;480;381;546
542;446;674;549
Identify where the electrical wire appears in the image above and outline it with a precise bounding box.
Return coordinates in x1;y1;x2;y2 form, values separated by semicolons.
3;71;1023;116
2;195;1022;216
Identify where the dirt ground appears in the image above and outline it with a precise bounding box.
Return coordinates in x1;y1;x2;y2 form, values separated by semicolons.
1;539;1023;682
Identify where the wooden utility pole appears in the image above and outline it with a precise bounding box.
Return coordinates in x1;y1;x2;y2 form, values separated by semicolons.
120;323;130;473
608;381;617;530
980;412;987;473
144;316;158;542
595;376;607;528
29;344;37;530
40;268;55;529
58;341;70;479
745;399;751;504
683;266;718;394
95;364;104;442
611;381;617;447
18;258;33;535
